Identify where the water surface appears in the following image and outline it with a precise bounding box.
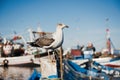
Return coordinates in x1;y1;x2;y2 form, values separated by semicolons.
0;66;40;80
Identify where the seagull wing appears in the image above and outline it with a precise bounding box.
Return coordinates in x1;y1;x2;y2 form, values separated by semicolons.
35;37;55;47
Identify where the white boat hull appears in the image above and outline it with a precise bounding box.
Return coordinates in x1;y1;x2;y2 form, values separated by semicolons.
72;57;120;68
0;55;40;67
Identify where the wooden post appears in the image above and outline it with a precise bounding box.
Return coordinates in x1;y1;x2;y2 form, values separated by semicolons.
59;46;63;79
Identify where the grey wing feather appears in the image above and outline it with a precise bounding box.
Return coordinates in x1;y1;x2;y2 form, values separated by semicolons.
35;38;55;47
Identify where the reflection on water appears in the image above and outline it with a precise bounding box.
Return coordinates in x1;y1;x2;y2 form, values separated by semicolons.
0;67;40;80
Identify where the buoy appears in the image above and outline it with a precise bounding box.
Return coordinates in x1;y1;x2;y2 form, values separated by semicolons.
3;59;9;67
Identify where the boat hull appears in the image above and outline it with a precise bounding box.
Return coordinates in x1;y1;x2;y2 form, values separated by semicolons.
72;57;120;68
63;60;108;80
0;55;40;67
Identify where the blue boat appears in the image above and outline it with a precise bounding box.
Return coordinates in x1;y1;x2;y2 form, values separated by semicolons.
29;69;41;80
29;60;120;80
63;59;110;80
29;69;58;80
92;60;120;78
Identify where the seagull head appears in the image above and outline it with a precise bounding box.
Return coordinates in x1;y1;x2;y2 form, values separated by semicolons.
57;23;69;29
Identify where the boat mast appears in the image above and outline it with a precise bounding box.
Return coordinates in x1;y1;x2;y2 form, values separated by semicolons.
28;28;34;42
105;18;112;54
106;28;111;54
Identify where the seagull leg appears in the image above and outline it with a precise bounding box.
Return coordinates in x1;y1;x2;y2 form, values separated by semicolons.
51;51;56;63
47;49;52;61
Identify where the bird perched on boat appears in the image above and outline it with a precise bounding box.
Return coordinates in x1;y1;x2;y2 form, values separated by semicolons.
27;23;69;50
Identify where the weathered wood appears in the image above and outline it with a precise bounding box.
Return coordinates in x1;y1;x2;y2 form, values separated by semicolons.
59;47;63;79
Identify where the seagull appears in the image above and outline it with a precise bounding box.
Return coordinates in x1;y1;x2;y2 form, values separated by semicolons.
27;23;69;50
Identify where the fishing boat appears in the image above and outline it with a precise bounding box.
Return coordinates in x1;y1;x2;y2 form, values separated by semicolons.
0;41;39;67
64;29;120;68
29;57;120;80
71;50;120;68
63;59;110;80
0;55;40;67
92;60;120;78
65;45;120;67
99;57;120;67
0;30;44;67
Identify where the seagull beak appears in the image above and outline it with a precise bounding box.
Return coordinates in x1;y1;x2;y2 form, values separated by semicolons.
65;25;69;28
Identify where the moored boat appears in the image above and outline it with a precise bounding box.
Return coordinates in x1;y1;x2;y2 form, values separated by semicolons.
63;59;110;80
100;57;120;68
72;54;120;68
0;55;40;67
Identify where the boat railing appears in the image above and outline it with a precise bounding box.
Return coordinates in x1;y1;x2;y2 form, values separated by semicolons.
63;60;107;80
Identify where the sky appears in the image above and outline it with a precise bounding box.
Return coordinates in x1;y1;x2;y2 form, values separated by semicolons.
0;0;120;51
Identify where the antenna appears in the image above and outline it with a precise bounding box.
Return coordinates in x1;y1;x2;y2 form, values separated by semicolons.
28;28;34;42
37;23;42;32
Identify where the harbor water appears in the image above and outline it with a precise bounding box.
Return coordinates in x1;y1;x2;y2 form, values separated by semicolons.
0;66;40;80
